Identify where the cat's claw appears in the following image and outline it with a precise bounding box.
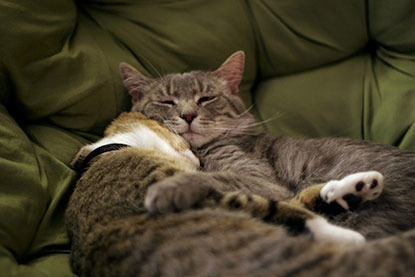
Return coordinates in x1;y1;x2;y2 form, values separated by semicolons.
320;171;384;210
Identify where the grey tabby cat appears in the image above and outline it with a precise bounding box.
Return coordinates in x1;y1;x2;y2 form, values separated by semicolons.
121;51;414;239
66;51;415;277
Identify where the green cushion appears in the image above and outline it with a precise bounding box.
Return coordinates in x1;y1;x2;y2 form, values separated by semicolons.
0;0;414;275
255;49;415;149
0;105;77;276
255;54;368;139
250;0;368;77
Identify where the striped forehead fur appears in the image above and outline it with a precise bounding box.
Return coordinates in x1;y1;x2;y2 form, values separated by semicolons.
160;71;217;97
142;71;244;115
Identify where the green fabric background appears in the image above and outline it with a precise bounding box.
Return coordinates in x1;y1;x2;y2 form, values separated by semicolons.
0;0;414;275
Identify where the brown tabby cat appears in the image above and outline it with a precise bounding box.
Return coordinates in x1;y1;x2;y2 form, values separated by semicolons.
65;52;415;276
66;111;406;277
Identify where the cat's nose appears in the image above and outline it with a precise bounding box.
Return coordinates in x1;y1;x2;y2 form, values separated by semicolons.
181;113;197;124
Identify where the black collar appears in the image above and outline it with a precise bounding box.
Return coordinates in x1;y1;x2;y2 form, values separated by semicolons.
78;143;130;174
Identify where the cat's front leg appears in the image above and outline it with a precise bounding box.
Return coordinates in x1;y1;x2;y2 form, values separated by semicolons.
145;171;288;214
145;172;221;214
293;171;384;214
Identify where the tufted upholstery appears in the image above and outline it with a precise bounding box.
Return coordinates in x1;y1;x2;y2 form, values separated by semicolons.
0;1;414;275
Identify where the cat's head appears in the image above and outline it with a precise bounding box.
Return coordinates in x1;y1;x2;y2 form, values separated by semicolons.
119;51;255;148
71;112;200;171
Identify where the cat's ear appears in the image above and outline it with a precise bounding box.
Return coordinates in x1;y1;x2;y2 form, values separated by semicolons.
119;62;153;103
214;51;245;94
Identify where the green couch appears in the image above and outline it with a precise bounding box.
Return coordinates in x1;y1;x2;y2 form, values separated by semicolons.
1;1;414;276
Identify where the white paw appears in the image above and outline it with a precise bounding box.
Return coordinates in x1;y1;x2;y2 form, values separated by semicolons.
306;217;366;247
320;171;384;210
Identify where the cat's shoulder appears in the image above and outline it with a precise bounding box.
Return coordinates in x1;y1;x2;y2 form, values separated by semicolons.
104;112;154;136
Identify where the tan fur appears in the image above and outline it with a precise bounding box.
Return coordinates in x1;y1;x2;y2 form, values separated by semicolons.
291;183;326;208
70;112;197;171
104;112;190;152
70;149;89;170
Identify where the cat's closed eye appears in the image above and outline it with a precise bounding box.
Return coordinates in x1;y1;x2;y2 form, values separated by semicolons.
197;96;217;106
156;100;176;107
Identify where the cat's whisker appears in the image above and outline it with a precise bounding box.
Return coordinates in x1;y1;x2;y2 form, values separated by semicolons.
210;125;257;137
224;112;282;130
210;127;253;133
199;122;254;137
236;105;254;118
258;112;282;123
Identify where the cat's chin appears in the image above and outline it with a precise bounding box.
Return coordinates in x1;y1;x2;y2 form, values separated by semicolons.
181;132;207;148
